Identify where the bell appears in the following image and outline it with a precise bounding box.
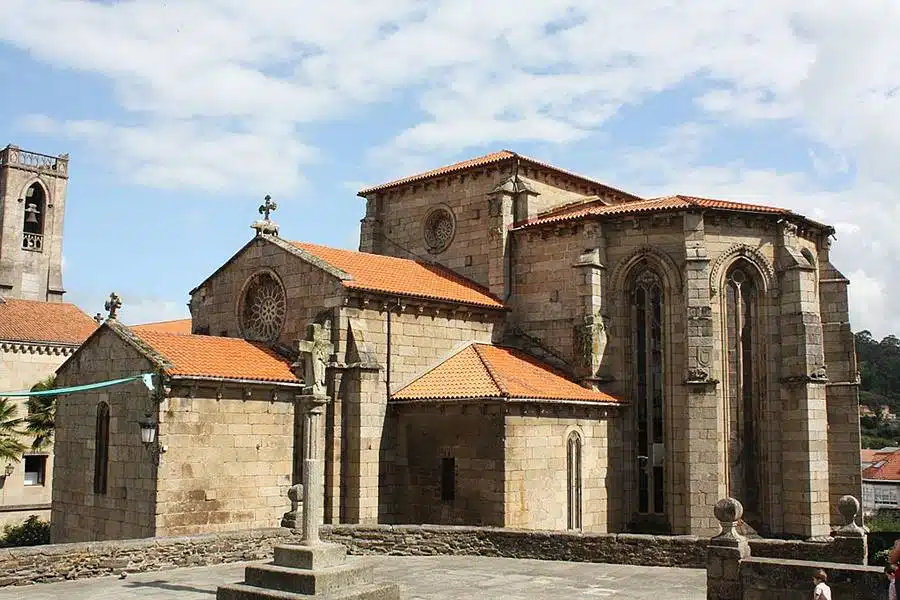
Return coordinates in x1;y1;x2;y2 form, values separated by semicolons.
24;203;40;224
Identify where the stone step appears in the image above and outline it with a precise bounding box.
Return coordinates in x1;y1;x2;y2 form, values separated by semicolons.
273;543;347;570
243;560;375;596
217;581;401;600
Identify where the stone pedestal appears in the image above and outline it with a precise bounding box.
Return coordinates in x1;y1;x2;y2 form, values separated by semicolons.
216;543;400;599
707;498;750;600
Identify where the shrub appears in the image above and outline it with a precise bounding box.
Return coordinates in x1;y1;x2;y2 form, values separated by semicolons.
873;548;891;566
1;515;50;547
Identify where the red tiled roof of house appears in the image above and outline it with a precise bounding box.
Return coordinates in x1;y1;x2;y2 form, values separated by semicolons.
516;195;798;228
292;242;504;309
0;297;97;345
393;343;620;403
131;328;299;384
357;150;642;201
862;448;900;481
132;318;192;335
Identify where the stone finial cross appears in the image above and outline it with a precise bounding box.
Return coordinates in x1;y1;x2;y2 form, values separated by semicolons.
259;194;277;221
104;292;122;320
296;323;334;397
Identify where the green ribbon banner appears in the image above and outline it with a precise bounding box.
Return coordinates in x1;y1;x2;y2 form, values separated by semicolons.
0;373;155;397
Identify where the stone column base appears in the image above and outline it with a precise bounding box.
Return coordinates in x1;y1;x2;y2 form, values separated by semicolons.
216;542;400;599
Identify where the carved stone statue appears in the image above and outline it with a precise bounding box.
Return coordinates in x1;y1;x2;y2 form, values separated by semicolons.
280;483;303;529
297;323;334;397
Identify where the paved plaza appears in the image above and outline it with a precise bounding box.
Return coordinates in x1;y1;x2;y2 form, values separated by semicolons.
0;555;706;599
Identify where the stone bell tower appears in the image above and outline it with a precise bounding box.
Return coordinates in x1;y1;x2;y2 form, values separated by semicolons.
0;144;68;302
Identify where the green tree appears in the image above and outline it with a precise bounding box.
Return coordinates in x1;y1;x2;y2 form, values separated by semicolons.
0;397;26;463
24;376;56;451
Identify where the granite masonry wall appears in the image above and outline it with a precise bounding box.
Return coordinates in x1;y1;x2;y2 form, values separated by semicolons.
391;403;505;526
154;386;297;537
740;557;883;600
52;328;159;543
504;408;620;533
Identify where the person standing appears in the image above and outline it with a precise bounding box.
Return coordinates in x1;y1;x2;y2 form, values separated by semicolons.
812;569;832;600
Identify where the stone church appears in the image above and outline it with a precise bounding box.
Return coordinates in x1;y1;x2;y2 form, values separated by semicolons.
50;150;860;543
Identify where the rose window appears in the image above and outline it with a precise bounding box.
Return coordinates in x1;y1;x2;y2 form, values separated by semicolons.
424;207;455;254
240;272;286;341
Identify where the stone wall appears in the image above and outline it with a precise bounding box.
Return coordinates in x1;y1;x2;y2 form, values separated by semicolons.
0;344;71;525
740;557;883;600
52;328;159;543
0;527;294;587
189;235;345;346
0;523;871;588
391;403;505;526
504;408;619;533
359;160;599;289
155;386;296;537
334;303;498;525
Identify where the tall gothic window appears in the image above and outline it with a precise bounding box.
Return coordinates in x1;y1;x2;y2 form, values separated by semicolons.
632;269;665;515
94;402;110;495
725;262;760;517
567;432;583;530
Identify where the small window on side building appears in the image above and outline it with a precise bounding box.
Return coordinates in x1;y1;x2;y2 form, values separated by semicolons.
23;455;47;486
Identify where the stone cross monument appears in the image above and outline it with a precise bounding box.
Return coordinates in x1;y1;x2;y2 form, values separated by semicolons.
295;323;333;545
250;194;280;237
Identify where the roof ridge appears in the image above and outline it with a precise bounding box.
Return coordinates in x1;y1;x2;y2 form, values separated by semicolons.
471;343;508;397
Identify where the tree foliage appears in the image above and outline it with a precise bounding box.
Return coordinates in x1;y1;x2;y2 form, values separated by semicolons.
0;397;25;463
857;331;900;447
25;375;57;451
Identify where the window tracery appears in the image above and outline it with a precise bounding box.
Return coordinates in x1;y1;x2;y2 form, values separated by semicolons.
239;271;286;341
423;207;455;254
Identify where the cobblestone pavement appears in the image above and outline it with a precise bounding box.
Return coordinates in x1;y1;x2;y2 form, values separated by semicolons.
0;555;706;599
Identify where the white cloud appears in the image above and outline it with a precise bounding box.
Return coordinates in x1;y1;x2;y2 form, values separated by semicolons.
3;1;900;335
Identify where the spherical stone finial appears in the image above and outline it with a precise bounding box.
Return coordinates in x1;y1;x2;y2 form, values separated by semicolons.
838;495;860;523
714;497;744;523
287;483;303;503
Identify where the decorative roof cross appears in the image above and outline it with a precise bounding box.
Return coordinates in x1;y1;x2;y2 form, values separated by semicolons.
104;292;122;320
259;194;277;221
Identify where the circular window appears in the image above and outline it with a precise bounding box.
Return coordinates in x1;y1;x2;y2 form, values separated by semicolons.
423;206;456;254
239;271;286;341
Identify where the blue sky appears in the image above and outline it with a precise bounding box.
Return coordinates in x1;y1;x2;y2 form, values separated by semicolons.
1;1;898;336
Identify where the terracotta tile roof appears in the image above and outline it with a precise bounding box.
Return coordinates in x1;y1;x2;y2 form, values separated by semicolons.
131;328;299;384
0;297;97;345
393;343;620;403
862;448;900;481
292;242;504;309
516;194;797;228
357;150;642;201
132;318;192;335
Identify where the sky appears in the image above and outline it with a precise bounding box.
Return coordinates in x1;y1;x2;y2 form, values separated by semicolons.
0;0;897;337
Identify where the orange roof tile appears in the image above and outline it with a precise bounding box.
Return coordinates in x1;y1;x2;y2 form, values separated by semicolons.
132;318;193;335
131;328;299;384
516;194;796;228
0;297;97;345
357;150;642;201
863;448;900;481
292;242;504;309
393;343;620;403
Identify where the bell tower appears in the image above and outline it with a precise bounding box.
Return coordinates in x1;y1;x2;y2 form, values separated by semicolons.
0;144;68;302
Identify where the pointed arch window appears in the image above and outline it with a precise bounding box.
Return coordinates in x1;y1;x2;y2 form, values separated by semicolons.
22;183;46;252
632;269;665;516
567;432;582;530
94;402;110;495
724;262;760;517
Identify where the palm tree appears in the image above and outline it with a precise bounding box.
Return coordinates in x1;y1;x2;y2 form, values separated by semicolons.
0;397;26;463
25;376;56;451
